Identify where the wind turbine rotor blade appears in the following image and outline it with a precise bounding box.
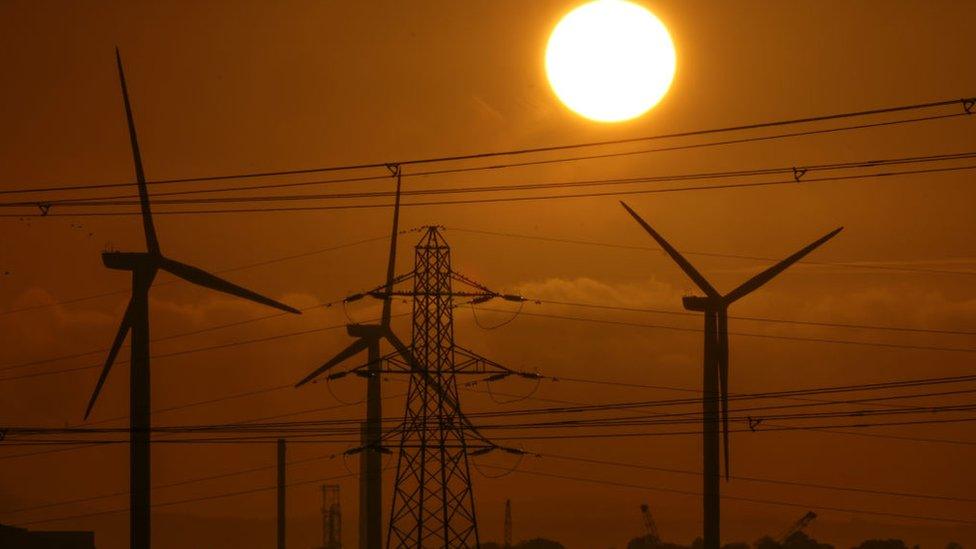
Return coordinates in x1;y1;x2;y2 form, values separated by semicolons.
84;299;134;419
381;170;403;326
724;227;843;304
115;48;159;256
619;201;719;297
381;329;421;374
718;310;731;481
157;257;301;314
295;338;371;387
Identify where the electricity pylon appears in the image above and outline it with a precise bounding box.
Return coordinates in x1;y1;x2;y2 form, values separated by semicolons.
310;225;535;548
321;484;343;549
85;50;300;549
389;226;482;547
620;201;840;549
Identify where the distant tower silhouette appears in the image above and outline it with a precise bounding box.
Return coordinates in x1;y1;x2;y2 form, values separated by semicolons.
639;503;659;542
504;500;513;549
320;484;342;549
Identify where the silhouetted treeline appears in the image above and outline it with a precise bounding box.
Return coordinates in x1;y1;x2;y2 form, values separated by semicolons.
624;532;965;549
755;531;832;549
485;535;965;549
481;538;565;549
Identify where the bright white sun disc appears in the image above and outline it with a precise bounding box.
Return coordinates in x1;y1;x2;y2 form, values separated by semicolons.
545;0;676;122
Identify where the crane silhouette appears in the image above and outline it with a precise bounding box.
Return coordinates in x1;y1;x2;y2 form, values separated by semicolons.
83;49;301;549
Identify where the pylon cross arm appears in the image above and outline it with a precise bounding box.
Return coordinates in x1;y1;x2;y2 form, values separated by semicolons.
346;271;416;302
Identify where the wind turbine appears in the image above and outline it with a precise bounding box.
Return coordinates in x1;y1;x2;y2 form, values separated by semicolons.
84;49;301;549
619;201;841;549
293;166;405;549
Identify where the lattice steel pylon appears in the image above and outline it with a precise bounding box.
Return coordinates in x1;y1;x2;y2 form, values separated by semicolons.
313;224;538;549
321;484;342;549
386;227;481;548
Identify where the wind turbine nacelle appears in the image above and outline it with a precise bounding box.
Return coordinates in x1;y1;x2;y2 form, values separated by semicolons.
102;251;154;271
682;295;723;311
347;324;385;338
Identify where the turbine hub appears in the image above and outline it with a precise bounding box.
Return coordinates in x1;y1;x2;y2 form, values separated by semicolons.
102;251;155;271
347;323;385;338
682;295;722;311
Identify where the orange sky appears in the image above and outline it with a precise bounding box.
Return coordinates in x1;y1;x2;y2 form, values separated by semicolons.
1;1;975;548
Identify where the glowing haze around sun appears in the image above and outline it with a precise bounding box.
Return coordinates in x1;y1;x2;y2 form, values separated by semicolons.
545;0;676;122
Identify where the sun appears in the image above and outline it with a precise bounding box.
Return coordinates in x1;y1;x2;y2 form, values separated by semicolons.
545;0;676;123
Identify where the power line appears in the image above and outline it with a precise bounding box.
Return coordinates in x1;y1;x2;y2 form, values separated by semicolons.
456;370;976;434
4;97;970;195
7;416;976;448
461;383;976;446
476;375;976;446
10;401;976;440
465;393;976;432
9;150;973;207
481;416;976;442
8;378;976;436
6;416;976;447
2;112;960;201
468;373;976;418
4;381;967;474
4;163;975;218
